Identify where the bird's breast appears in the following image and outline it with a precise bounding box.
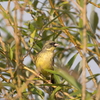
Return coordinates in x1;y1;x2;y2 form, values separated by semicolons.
36;51;54;75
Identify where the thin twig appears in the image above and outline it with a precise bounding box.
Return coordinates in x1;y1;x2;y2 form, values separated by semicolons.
70;0;83;11
89;1;100;8
82;0;87;99
0;35;6;52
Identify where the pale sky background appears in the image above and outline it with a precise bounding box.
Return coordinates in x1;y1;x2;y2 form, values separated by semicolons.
0;0;100;92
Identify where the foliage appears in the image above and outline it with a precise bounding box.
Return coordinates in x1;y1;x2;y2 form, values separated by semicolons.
0;0;100;100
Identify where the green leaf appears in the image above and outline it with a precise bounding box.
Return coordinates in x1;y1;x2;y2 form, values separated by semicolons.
80;0;84;7
2;83;15;89
29;84;44;99
66;53;78;69
90;11;98;33
87;43;97;47
33;0;38;10
66;12;76;24
56;68;82;90
58;1;69;6
53;74;61;84
98;3;100;6
0;62;6;68
46;68;82;90
10;47;13;60
86;73;100;82
29;29;36;47
74;61;82;75
49;86;62;100
74;55;94;75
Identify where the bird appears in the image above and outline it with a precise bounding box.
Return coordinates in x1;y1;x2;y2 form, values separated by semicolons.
34;40;58;79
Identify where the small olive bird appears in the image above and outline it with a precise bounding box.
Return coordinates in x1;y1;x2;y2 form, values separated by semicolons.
35;40;58;79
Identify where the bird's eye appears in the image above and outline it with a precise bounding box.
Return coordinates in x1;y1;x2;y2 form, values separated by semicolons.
49;43;55;45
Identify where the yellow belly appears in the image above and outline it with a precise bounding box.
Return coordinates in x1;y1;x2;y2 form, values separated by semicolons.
36;51;54;76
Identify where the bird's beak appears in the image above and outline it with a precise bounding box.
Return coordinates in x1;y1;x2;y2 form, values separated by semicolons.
54;43;59;47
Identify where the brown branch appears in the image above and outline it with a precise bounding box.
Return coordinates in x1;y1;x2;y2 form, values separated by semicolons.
0;5;14;27
62;91;75;99
89;1;100;8
82;0;87;99
12;0;22;98
0;36;6;52
70;0;83;11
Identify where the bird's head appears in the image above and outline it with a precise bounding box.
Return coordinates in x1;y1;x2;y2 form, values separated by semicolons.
42;40;58;51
